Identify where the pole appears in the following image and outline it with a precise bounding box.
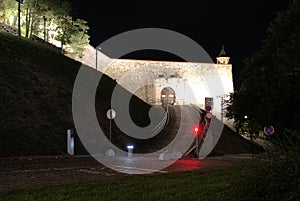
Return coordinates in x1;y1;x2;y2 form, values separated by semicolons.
43;16;46;41
109;110;112;143
166;90;169;113
46;28;49;42
95;48;98;70
195;134;199;157
220;96;224;123
17;0;21;40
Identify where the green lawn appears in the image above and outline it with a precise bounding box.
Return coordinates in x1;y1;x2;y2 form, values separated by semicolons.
0;166;245;201
1;157;298;201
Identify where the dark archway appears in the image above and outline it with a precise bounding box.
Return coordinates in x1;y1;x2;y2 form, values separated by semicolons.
161;87;176;105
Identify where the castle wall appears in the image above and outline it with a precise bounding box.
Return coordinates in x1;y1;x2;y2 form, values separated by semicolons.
84;51;234;113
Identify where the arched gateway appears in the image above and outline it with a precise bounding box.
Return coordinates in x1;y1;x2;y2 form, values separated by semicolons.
161;87;176;105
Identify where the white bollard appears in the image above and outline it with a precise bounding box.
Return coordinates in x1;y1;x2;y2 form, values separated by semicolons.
127;145;134;158
67;129;75;155
105;149;115;157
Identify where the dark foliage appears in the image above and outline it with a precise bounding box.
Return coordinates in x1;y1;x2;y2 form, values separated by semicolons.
226;0;300;136
0;32;150;156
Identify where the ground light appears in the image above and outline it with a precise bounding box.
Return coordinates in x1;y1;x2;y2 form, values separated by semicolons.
127;145;134;158
67;129;75;155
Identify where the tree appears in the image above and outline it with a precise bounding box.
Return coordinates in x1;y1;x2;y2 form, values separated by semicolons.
1;0;90;56
0;0;5;22
1;0;18;26
24;0;64;39
67;18;89;57
23;0;37;38
53;0;73;50
226;0;300;135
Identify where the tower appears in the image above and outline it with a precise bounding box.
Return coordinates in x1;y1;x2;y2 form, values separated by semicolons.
216;45;230;64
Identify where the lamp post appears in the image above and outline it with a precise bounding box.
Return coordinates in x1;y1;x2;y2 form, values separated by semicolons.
194;127;199;157
43;16;47;41
244;115;252;140
95;47;101;70
16;0;23;41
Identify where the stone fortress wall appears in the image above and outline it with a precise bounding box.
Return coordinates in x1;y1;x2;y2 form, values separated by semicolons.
83;47;234;125
0;22;234;126
0;22;18;35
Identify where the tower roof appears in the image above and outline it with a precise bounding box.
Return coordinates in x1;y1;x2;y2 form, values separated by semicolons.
218;45;227;57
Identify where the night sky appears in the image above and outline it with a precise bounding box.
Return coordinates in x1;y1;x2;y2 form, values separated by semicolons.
70;0;291;89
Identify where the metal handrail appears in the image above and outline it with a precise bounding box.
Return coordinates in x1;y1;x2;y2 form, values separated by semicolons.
151;104;169;135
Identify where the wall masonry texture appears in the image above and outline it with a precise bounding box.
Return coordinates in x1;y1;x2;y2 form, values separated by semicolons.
0;22;18;35
83;51;234;123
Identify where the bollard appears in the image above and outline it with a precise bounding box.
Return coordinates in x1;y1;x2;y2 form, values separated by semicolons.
127;145;134;158
67;129;75;155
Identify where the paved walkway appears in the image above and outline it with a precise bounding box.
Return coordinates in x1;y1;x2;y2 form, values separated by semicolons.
0;154;260;191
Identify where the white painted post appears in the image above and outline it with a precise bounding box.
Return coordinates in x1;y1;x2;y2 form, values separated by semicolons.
67;129;75;155
127;145;134;158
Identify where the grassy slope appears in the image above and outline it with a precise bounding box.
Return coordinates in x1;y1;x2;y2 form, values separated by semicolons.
0;32;263;157
0;32;150;156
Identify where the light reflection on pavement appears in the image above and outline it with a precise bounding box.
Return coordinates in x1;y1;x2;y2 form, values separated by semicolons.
0;154;259;191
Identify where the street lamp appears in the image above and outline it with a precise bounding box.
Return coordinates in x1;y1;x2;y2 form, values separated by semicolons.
43;16;47;41
95;47;101;70
243;115;251;139
16;0;23;41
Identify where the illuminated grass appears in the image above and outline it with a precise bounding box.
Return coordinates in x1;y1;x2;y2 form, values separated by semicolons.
1;158;298;201
0;167;242;201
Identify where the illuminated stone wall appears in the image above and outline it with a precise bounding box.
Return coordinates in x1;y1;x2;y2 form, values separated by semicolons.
0;22;18;35
84;51;234;116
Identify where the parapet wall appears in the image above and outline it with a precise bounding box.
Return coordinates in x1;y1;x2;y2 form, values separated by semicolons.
84;51;234;113
0;22;18;35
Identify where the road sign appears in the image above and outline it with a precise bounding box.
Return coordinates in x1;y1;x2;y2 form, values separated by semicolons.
205;105;212;112
205;97;213;111
264;126;275;136
206;112;212;119
106;109;116;119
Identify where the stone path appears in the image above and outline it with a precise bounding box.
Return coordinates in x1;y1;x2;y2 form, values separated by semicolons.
0;154;259;191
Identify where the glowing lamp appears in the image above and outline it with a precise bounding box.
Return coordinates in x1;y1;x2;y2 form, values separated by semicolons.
127;145;134;158
127;145;134;149
67;129;75;155
193;126;202;135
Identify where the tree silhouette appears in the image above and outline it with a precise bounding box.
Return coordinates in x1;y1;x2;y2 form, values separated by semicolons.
227;0;300;135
